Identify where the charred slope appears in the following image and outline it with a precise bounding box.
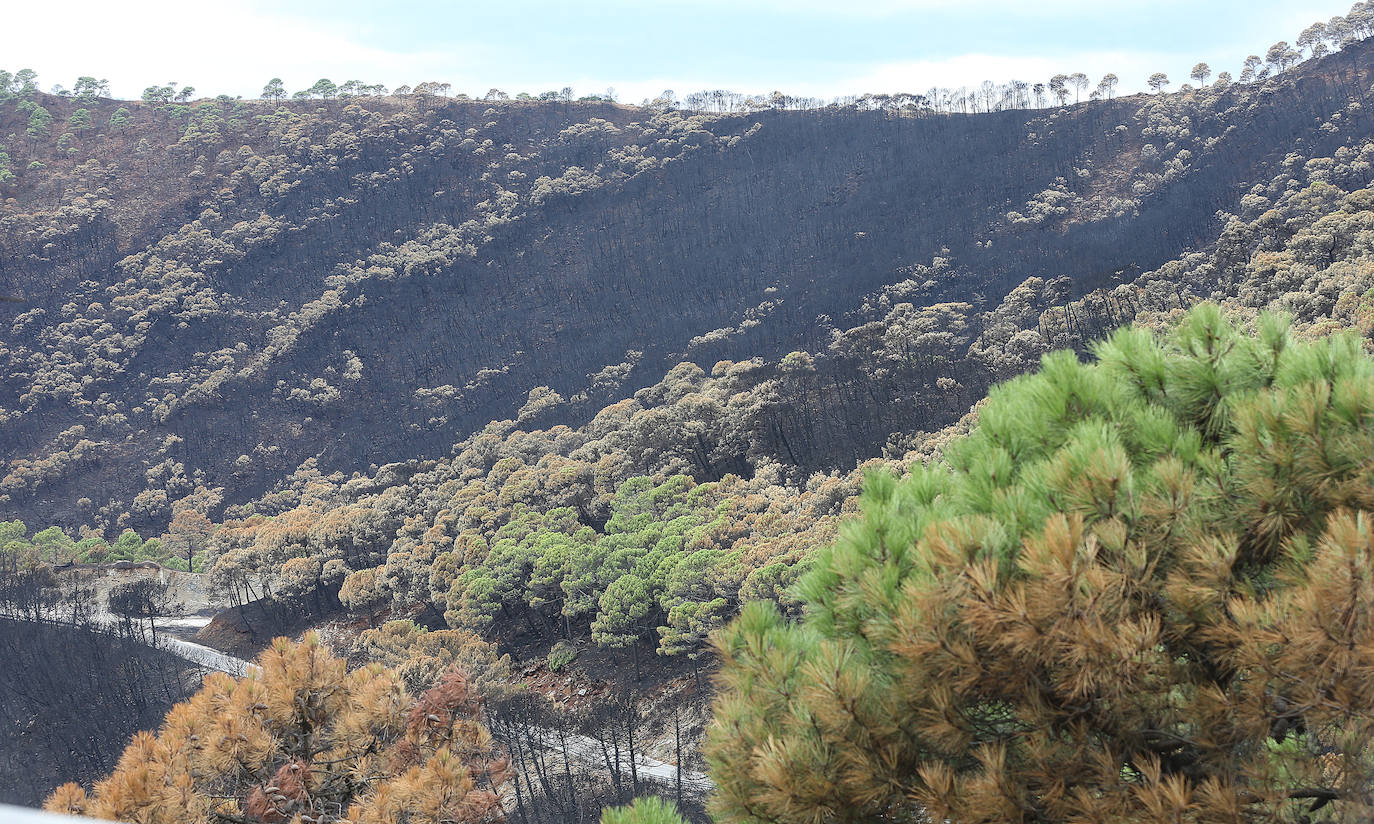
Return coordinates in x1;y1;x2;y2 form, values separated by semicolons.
0;617;192;806
4;41;1374;534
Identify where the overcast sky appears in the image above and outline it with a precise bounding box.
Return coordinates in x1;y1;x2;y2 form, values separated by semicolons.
4;0;1356;103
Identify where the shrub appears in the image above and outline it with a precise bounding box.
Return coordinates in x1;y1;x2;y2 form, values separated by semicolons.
548;640;579;672
601;796;689;824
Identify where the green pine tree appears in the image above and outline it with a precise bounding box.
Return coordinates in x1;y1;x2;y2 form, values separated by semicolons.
706;306;1374;824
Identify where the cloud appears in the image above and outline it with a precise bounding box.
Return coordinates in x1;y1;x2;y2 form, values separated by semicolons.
659;0;1199;16
3;0;1347;103
3;0;462;99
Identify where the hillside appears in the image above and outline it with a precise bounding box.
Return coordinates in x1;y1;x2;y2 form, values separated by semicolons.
11;7;1374;820
6;41;1374;539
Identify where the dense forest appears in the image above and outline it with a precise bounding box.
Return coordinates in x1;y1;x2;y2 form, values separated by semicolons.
11;2;1374;822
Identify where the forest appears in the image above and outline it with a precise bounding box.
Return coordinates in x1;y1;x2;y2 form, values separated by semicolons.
9;1;1374;822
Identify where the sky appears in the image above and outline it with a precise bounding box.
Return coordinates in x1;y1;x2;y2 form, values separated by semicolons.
3;0;1357;104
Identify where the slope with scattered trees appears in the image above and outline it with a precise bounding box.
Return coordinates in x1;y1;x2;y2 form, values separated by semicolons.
5;17;1374;543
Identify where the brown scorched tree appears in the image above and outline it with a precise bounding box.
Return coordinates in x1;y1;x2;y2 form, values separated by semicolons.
46;632;510;824
707;306;1374;823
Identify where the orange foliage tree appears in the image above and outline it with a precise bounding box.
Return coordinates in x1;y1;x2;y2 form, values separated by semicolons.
46;632;510;824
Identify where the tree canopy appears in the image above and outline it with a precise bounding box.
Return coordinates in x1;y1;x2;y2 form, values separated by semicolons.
707;306;1374;824
46;633;511;824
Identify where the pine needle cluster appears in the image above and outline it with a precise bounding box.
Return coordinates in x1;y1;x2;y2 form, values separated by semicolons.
600;796;691;824
706;306;1374;823
44;632;510;824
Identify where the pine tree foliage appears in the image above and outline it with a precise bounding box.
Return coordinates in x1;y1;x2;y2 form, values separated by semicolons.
45;632;511;824
600;796;691;824
706;306;1374;823
349;618;512;695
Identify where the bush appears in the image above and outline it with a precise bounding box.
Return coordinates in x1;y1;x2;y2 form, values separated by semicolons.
601;796;689;824
707;306;1374;824
547;640;579;672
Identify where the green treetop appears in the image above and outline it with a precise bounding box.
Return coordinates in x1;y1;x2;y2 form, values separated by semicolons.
25;106;52;142
707;306;1374;824
67;108;92;136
